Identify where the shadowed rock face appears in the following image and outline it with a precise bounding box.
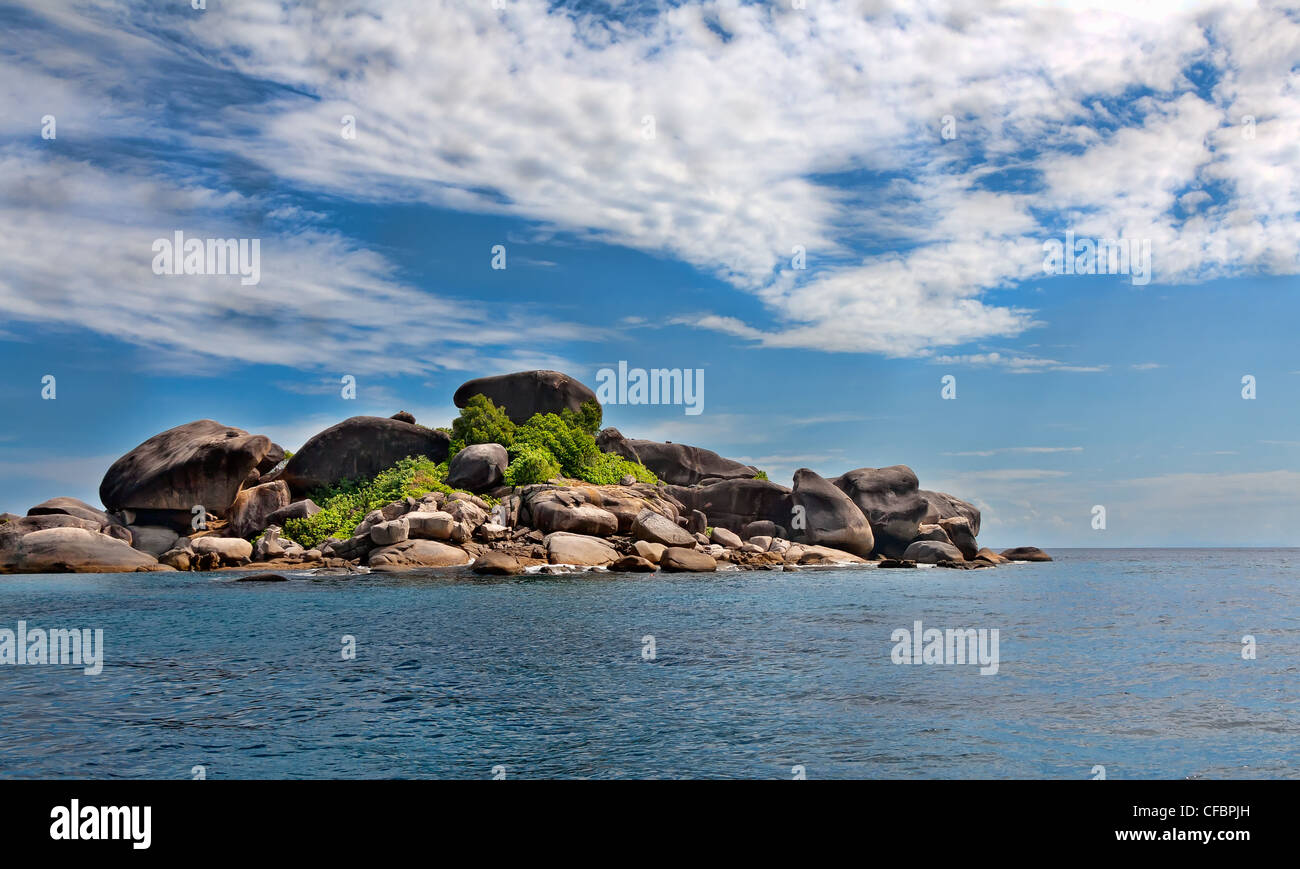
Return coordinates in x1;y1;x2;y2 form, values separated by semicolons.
833;465;929;557
453;370;598;424
919;490;981;537
791;468;875;557
446;443;508;492
664;478;793;533
280;417;450;495
902;539;965;564
5;527;164;574
598;427;759;486
27;497;113;526
1000;546;1052;562
226;481;291;538
100;420;271;517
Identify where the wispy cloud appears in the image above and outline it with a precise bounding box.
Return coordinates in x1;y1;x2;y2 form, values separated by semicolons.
4;0;1294;362
943;446;1084;457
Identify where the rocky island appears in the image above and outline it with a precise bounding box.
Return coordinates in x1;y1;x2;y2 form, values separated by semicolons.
0;370;1050;576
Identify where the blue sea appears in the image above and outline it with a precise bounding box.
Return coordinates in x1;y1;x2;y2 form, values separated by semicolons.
1;548;1296;779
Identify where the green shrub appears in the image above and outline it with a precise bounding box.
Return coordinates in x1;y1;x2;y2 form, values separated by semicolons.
564;400;603;435
515;411;599;477
448;394;516;457
504;444;564;486
753;470;768;480
577;451;657;485
441;396;651;489
282;455;493;549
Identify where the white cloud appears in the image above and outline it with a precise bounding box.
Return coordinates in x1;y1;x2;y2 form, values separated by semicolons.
3;0;1299;362
0;150;595;375
942;447;1083;457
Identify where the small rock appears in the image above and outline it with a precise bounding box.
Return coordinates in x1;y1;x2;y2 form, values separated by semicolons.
610;555;658;572
632;540;666;563
709;527;742;549
472;550;522;575
369;517;410;546
660;547;717;572
235;572;288;582
999;546;1052;562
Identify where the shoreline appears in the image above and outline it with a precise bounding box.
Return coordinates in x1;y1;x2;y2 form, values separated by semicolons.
1;369;1051;578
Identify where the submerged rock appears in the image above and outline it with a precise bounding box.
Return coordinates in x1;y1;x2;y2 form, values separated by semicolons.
1000;546;1052;562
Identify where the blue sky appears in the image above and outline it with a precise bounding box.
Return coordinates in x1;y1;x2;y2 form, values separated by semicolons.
2;0;1299;547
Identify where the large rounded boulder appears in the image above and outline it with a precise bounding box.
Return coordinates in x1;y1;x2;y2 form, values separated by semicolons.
597;428;758;486
919;490;981;537
1000;546;1052;562
226;481;292;538
280;417;450;494
446;443;508;492
100;420;271;520
902;540;965;564
790;468;874;557
4;527;164;574
833;465;929;557
27;497;114;526
664;478;792;533
453;370;598;425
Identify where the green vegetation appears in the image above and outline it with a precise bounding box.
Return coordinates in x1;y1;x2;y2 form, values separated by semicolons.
503;444;563;486
280;398;644;547
449;396;651;487
753;470;769;480
448;394;516;456
578;451;657;485
283;456;487;549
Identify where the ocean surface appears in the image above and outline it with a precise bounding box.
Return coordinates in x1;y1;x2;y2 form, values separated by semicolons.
0;548;1296;779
